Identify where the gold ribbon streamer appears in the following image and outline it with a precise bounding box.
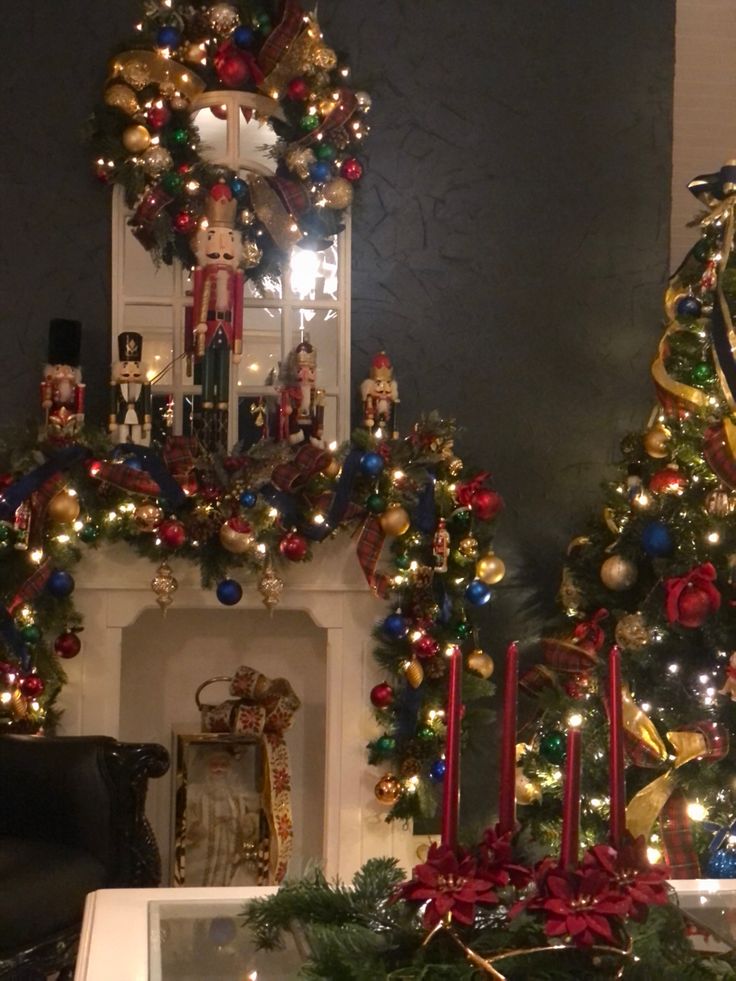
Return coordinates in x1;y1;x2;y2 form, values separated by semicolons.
650;322;709;412
247;174;303;253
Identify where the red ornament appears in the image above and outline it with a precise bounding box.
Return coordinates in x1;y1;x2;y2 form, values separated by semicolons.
649;467;687;496
370;682;394;709
341;157;363;182
210;103;229;120
279;532;308;562
159;519;187;550
227;516;252;534
413;633;440;659
173;211;197;234
19;674;44;697
471;488;504;521
95;166;110;184
0;474;13;490
286;77;310;101
147;104;171;130
54;631;82;659
664;562;721;628
214;43;250;87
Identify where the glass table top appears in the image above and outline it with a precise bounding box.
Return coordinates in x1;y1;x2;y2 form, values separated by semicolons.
674;883;736;956
149;897;304;981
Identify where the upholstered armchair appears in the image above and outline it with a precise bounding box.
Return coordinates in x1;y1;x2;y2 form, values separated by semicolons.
0;734;169;980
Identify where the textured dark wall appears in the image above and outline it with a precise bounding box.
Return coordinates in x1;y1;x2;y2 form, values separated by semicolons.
0;3;674;821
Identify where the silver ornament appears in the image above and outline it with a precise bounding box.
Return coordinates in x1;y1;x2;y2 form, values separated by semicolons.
142;145;173;176
208;3;239;34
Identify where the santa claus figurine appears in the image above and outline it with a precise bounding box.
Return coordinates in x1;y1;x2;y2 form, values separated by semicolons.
185;180;243;451
109;332;152;445
275;336;325;446
40;319;85;440
361;352;399;438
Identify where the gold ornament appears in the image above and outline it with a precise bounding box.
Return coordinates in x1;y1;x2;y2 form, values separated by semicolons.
466;649;494;679
379;505;410;537
47;489;80;524
515;769;542;806
209;2;239;33
322;177;354;209
239;207;256;226
643;423;671;459
285;146;316;179
600;554;638;591
404;658;424;689
134;502;163;533
706;486;735;518
120;59;151;91
614;613;650;651
318;96;338;116
458;536;479;559
242;240;263;269
475;553;505;585
181;42;207;65
400;757;421;779
104;83;139;115
446;456;464;478
259;560;284;612
374;773;402;805
122;124;151;154
219;520;254;555
170;94;190;112
142;145;173;176
322;456;341;478
312;46;337;70
151;560;178;613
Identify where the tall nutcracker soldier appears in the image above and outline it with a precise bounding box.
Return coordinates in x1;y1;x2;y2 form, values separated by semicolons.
40;319;85;440
275;336;325;446
109;332;152;446
361;351;399;438
185;181;243;452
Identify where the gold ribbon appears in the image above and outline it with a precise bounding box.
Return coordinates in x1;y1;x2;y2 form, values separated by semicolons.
650;321;709;413
247;174;302;253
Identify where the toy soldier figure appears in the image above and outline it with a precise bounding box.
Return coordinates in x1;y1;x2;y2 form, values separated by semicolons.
109;332;152;446
275;336;325;446
433;517;450;573
185;181;244;452
361;351;399;438
40;319;85;440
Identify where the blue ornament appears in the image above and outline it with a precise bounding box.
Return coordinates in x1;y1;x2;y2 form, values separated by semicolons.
239;490;257;508
207;916;237;946
47;569;75;599
233;25;254;48
309;161;332;183
429;759;446;783
706;847;736;878
360;452;384;477
675;295;702;319
382;612;408;639
156;25;181;49
231;177;247;197
465;579;492;606
641;520;673;558
216;579;243;606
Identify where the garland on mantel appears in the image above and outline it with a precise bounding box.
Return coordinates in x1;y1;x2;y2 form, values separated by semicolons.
0;413;503;823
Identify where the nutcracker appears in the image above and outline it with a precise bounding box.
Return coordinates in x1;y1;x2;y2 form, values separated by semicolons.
275;336;325;446
361;351;399;438
719;652;736;701
40;319;85;440
185;180;244;451
432;517;450;573
109;332;152;445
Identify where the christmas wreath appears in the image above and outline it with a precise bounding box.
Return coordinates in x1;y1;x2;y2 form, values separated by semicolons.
89;0;370;281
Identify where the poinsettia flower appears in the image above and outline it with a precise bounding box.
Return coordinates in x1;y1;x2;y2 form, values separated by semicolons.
477;826;533;890
393;842;500;928
583;838;669;921
516;864;629;948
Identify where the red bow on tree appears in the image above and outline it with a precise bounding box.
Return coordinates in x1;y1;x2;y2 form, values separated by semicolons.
456;472;491;507
664;562;721;628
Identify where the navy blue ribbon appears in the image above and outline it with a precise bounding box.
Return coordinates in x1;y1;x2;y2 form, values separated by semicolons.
413;477;437;534
118;443;188;508
0;445;90;521
0;610;30;672
688;166;736;204
704;819;736;855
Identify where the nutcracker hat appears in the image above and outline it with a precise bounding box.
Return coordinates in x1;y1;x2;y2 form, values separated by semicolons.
295;336;316;368
47;319;82;367
371;351;393;382
117;331;143;363
204;181;237;228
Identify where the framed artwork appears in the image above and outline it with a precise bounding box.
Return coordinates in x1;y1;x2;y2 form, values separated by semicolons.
173;732;269;887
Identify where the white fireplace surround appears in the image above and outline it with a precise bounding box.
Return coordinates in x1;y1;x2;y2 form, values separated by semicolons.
58;538;425;881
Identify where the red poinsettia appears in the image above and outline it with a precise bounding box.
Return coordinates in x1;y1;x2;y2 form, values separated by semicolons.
477;826;533;890
582;839;669;921
393;842;501;928
515;861;629;947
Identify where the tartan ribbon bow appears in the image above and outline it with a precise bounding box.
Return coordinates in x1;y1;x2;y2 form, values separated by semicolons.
270;443;331;494
663;562;721;624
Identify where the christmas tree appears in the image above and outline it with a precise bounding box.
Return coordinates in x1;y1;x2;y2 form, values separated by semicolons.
518;161;736;878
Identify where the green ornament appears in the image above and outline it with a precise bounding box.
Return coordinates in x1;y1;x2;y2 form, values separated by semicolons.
79;524;100;543
166;127;189;147
161;171;184;195
453;621;472;641
416;726;436;743
256;12;272;31
449;508;472;531
20;624;41;645
539;730;567;765
394;553;410;571
299;114;320;133
315;143;336;161
690;361;715;386
451;549;472;566
366;493;386;515
0;525;9;544
375;735;396;754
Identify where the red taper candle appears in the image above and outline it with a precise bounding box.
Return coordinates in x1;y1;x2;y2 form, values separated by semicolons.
441;645;462;848
608;645;626;849
497;641;519;835
559;725;582;868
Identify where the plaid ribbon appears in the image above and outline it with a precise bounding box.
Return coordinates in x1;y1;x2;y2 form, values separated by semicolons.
8;559;52;615
271;442;331;493
660;790;700;878
163;435;198;476
268;175;310;216
703;420;736;491
297;88;359;148
257;0;304;75
91;460;162;497
356;515;389;597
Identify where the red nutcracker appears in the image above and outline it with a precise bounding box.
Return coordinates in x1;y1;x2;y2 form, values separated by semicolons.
360;352;399;438
275;336;325;446
40;319;85;440
185;181;243;450
432;517;450;573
